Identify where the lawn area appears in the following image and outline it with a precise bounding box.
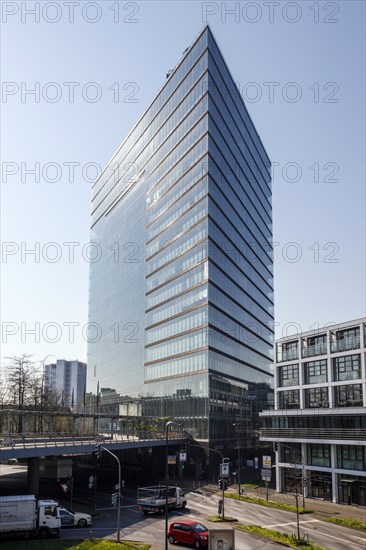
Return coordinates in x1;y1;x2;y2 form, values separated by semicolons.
225;492;312;514
206;515;238;522
325;517;366;532
0;539;150;550
242;482;266;489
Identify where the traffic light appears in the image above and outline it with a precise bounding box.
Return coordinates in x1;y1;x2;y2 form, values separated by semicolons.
219;479;228;490
273;442;279;452
95;444;102;459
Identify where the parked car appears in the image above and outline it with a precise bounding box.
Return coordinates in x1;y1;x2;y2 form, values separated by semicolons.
59;506;92;527
168;520;209;548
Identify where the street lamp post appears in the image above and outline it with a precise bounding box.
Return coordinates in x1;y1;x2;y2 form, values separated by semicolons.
188;443;226;519
208;448;226;519
96;444;121;543
165;421;173;550
232;422;241;495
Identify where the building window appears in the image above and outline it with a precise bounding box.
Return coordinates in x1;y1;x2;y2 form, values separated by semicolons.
333;354;361;382
337;445;366;471
278;389;300;410
307;444;331;467
281;443;302;464
334;384;363;407
331;327;360;353
304;359;328;385
278;364;299;387
277;340;298;362
304;387;329;408
302;334;327;358
309;472;332;501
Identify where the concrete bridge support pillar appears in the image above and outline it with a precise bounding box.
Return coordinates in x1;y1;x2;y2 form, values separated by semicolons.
27;457;40;496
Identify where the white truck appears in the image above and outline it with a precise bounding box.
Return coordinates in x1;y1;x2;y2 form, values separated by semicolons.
0;495;61;539
137;485;187;514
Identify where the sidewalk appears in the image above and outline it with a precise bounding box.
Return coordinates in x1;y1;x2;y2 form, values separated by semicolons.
233;484;366;522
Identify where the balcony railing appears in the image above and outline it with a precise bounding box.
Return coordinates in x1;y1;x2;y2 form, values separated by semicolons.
278;349;299;362
331;337;360;353
260;427;365;441
302;343;327;358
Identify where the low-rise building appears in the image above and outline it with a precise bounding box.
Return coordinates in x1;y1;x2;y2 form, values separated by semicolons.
260;318;366;506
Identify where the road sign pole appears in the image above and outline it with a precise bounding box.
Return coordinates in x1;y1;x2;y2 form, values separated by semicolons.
221;460;225;519
265;479;269;502
70;477;73;511
94;475;97;512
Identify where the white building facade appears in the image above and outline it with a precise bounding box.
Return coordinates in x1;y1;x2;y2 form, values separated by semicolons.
260;318;366;506
45;359;87;413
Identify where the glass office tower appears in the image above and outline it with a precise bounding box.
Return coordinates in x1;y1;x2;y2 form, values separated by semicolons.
87;26;274;447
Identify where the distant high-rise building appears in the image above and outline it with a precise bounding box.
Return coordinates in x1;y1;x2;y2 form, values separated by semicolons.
87;25;274;448
45;359;87;413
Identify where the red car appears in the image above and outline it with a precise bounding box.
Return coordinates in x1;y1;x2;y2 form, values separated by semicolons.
168;519;209;548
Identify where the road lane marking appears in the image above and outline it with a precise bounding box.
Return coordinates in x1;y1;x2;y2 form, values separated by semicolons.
265;523;365;549
264;519;320;528
307;530;366;548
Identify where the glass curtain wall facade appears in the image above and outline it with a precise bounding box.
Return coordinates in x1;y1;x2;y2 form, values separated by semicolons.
87;26;273;446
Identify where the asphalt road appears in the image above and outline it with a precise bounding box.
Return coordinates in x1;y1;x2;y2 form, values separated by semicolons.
60;492;366;549
1;466;364;549
61;504;282;549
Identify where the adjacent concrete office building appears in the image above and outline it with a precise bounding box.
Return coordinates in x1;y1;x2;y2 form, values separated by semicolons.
260;318;366;506
45;359;87;413
87;26;274;448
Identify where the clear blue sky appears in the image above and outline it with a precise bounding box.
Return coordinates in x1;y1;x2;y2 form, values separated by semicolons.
1;1;365;365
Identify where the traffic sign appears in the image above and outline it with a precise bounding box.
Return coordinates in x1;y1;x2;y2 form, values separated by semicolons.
220;462;229;477
261;468;271;480
263;455;272;468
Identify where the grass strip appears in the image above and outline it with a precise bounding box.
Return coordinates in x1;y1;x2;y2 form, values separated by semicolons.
206;515;238;522
237;525;326;550
325;517;366;532
0;539;150;550
225;492;313;514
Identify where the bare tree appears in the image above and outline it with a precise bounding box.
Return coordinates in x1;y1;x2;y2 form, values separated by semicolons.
4;354;36;432
0;369;11;408
1;355;66;435
5;355;35;405
286;468;303;541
